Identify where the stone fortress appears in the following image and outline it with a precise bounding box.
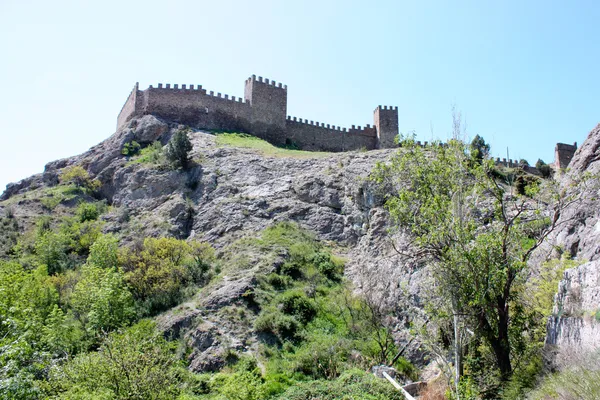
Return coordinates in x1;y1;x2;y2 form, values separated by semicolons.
117;73;578;169
117;74;398;152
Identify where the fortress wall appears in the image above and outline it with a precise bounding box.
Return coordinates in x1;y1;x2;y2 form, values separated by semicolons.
142;85;253;132
555;142;577;170
117;84;139;129
286;118;377;152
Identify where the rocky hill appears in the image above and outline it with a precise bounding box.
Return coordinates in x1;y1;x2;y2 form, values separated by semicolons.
542;124;600;366
4;115;600;398
0;115;424;375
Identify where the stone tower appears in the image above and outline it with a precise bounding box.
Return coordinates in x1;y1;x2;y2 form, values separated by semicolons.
554;142;578;170
244;75;287;130
374;106;399;148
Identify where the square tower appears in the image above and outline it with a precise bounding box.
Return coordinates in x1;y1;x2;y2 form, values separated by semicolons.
244;75;287;129
374;106;399;148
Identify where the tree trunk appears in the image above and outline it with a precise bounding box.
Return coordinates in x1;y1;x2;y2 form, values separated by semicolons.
452;300;463;398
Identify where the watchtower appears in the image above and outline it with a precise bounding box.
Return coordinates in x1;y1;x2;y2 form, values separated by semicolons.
244;75;287;130
374;106;399;148
554;142;577;170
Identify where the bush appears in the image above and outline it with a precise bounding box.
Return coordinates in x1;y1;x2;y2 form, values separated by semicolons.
70;264;136;335
76;201;106;222
46;320;182;399
278;291;317;324
254;311;301;342
165;129;193;169
535;158;552;178
60;166;101;193
119;237;215;315
121;140;141;156
276;369;404;399
312;251;343;281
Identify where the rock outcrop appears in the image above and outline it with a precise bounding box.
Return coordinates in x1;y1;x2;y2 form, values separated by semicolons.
0;115;425;371
544;123;600;364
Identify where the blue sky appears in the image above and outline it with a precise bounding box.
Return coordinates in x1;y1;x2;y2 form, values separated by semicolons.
1;0;598;190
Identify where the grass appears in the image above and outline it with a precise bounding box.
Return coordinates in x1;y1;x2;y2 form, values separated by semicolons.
214;133;331;159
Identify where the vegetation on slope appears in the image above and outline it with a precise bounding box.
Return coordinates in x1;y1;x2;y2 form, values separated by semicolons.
0;163;410;399
215;132;331;158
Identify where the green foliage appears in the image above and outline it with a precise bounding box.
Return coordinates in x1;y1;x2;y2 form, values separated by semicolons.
128;141;166;166
215;132;330;159
166;129;193;169
75;200;106;222
87;233;119;269
121;140;141;156
46;320;183;399
275;369;404;400
278;290;317;324
0;262;76;398
515;174;540;196
120;237;215;315
527;355;600;400
470;134;490;163
372;136;570;387
536;158;552;178
59;166;101;193
70;264;135;336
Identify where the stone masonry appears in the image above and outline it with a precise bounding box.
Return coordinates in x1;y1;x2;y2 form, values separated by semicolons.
555;142;578;170
117;74;399;151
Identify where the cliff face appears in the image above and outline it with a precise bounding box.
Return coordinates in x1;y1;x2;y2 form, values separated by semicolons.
0;115;424;370
544;124;600;364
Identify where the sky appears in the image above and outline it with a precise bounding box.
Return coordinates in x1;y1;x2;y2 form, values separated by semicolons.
1;0;599;190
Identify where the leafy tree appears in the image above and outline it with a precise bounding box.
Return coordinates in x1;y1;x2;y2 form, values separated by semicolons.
470;134;490;163
60;166;101;192
165;129;193;169
87;234;119;269
0;262;70;398
536;158;552;179
119;237;215;314
46;320;182;399
372;136;583;388
70;264;135;335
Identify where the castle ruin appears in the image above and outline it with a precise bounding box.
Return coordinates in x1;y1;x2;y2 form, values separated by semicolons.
117;74;398;152
554;142;577;170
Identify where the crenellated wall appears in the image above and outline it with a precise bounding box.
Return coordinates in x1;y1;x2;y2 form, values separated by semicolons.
285;117;377;151
116;74;398;151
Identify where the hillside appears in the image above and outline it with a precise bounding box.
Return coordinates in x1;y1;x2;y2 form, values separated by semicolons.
2;115;600;399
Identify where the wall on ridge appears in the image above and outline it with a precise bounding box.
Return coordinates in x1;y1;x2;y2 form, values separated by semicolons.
286;118;377;151
140;84;254;134
117;83;140;129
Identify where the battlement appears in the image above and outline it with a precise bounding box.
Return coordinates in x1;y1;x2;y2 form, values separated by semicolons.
286;116;377;136
116;73;398;152
246;74;287;90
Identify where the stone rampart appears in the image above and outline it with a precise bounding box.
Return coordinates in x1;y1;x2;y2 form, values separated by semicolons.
117;83;140;130
140;84;254;134
555;142;578;170
116;74;399;152
285;117;376;151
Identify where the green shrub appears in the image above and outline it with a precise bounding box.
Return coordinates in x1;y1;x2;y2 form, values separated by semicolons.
60;166;101;193
46;320;182;399
276;368;404;399
312;251;343;281
76;201;106;222
166;129;193;169
254;311;301;342
121;140;141;156
119;237;215;315
278;291;317;324
128;141;166;166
